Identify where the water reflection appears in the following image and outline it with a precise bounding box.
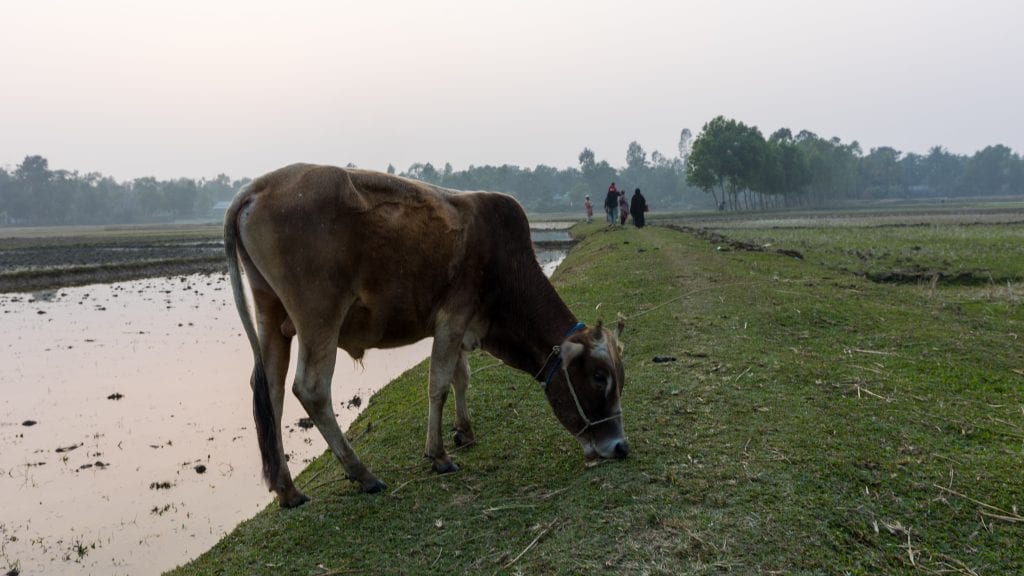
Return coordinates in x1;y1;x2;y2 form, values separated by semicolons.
0;275;431;575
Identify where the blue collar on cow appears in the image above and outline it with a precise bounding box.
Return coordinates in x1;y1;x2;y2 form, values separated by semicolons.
536;322;586;388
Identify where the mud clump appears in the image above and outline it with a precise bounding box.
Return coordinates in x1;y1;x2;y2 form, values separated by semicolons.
666;225;804;260
863;269;990;285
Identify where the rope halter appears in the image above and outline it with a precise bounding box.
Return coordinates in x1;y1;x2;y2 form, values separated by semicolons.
534;322;623;437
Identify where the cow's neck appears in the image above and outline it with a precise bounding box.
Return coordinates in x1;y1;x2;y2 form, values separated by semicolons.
484;262;578;378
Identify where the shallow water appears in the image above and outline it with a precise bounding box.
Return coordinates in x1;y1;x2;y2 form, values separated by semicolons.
0;274;431;575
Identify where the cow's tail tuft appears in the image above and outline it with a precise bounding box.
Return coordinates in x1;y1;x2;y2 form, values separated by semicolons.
223;186;281;489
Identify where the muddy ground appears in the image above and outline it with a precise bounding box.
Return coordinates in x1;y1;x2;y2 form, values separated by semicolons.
0;237;227;293
0;225;575;294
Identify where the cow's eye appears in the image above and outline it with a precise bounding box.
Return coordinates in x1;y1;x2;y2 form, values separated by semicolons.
592;368;609;383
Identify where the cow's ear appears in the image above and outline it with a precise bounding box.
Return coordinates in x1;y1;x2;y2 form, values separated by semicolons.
559;341;585;366
591;319;605;343
614;314;626;339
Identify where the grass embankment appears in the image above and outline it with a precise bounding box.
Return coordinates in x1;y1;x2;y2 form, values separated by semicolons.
170;222;1023;575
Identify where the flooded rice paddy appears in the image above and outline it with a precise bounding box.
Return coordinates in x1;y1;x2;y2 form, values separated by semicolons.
0;274;432;574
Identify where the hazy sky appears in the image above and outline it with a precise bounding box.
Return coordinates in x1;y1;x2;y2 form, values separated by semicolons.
2;0;1021;180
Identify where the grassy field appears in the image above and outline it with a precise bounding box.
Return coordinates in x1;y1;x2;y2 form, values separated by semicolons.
169;214;1023;575
696;221;1024;286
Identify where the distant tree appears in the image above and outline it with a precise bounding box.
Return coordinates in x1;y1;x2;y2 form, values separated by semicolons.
15;155;51;183
898;153;926;196
686;116;766;210
793;132;863;204
577;148;596;172
134;176;164;219
164;178;199;219
404;162;439;184
625;141;647;171
962;144;1020;196
386;163;396;175
762;129;811;205
576;147;615;198
923;146;963;197
14;155;58;223
442;162;453;183
0;167;12;223
860;147;902;198
678;128;693;167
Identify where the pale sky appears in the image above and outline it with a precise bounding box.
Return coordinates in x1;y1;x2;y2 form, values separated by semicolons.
2;0;1021;181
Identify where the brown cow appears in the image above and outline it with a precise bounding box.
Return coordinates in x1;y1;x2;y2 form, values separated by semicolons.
224;163;628;507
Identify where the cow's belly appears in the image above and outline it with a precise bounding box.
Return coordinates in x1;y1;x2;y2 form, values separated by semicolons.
336;298;435;358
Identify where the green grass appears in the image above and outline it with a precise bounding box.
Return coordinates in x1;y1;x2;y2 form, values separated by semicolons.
169;220;1024;575
707;223;1024;284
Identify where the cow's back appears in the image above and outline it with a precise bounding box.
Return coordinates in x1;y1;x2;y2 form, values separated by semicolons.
236;164;499;353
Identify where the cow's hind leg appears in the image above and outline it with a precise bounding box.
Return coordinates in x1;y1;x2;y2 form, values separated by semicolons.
293;335;386;494
451;352;475;448
253;296;307;507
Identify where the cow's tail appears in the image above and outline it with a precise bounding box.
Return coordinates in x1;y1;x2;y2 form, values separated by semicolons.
223;186;281;490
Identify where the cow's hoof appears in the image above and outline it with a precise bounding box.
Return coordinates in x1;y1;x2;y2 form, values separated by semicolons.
362;479;388;494
431;460;460;474
279;490;310;508
453;429;476;448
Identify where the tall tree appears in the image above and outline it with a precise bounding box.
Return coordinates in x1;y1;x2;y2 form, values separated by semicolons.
678;128;693;168
686;116;766;209
625;141;648;171
577;148;596;172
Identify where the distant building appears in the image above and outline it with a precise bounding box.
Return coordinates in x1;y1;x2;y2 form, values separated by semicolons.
210;200;232;220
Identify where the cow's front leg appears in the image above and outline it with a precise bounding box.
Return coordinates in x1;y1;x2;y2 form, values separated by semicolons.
426;334;461;473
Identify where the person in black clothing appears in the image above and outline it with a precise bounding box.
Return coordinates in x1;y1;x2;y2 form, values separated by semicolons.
629;188;648;228
604;183;620;226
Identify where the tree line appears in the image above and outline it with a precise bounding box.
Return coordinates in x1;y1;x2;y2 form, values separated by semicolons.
685;116;1024;210
2;117;1022;225
0;155;249;225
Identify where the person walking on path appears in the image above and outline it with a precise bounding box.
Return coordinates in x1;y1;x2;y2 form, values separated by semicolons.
604;182;620;226
584;195;593;223
618;190;629;226
630;188;648;228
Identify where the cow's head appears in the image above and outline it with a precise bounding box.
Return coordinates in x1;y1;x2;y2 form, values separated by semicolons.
544;318;628;460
